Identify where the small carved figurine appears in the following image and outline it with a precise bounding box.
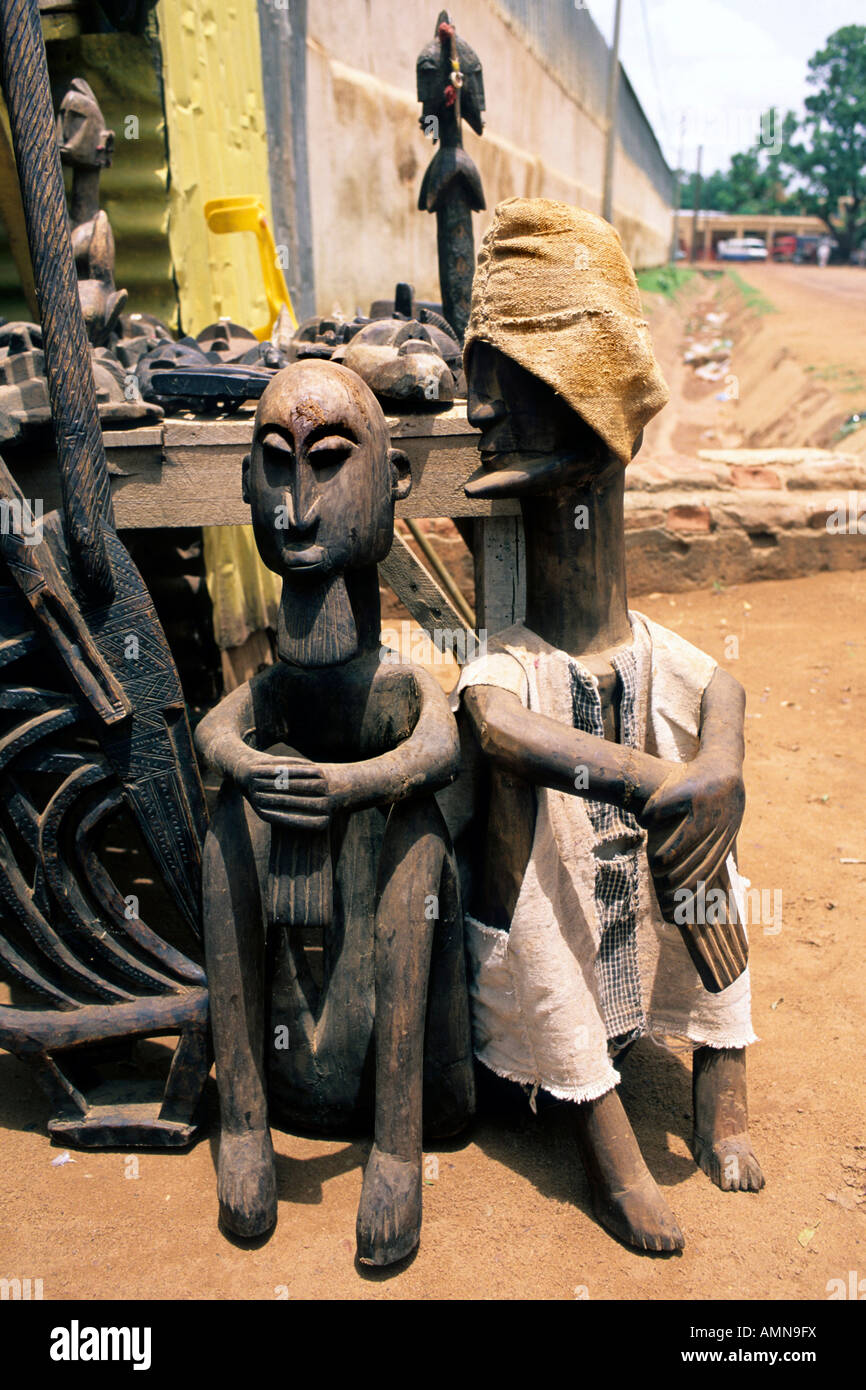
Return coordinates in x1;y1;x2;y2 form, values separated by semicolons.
456;199;764;1252
195;360;474;1264
56;77;127;344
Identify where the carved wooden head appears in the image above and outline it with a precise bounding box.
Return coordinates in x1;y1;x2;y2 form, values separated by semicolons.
463;198;665;497
57;78;115;170
464;341;619;498
243;360;411;585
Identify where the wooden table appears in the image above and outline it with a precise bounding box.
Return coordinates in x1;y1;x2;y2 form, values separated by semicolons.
12;403;527;647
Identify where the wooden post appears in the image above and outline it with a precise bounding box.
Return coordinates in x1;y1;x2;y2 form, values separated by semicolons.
601;0;623;225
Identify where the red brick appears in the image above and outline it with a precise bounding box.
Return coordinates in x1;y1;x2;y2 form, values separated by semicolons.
624;510;666;530
666;504;712;532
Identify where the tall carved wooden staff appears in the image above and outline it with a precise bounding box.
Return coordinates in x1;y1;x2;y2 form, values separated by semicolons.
0;0;209;1146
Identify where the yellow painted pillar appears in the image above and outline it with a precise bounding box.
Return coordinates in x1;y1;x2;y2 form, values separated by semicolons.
156;0;280;683
156;0;274;336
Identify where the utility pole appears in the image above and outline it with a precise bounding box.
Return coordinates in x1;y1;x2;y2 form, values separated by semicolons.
670;112;685;264
601;0;623;224
690;144;703;263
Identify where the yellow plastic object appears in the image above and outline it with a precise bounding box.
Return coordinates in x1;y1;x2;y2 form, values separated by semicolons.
203;196;297;340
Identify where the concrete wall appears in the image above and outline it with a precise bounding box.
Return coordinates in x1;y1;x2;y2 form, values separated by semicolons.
303;0;673;317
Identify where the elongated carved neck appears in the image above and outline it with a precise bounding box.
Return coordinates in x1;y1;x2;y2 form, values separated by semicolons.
277;563;381;668
68;167;101;230
522;465;631;659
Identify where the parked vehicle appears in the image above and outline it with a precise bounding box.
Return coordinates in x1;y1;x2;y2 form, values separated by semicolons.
793;235;837;264
716;236;768;262
772;234;798;262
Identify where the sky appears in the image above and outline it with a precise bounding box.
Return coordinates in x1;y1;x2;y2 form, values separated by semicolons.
586;0;865;174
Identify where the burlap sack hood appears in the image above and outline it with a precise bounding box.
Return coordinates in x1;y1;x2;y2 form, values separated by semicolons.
464;198;669;467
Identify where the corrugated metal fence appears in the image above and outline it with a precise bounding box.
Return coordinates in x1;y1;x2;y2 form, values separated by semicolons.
0;32;175;328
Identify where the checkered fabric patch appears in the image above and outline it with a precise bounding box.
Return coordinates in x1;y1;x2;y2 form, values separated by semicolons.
569;653;645;1043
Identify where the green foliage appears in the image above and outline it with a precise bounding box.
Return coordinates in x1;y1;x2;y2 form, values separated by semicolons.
726;270;777;315
786;26;866;255
679;27;866;254
636;265;696;299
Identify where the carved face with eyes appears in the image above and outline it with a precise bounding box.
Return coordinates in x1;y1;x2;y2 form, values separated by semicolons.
243;361;412;582
57;79;114;170
464;342;633;498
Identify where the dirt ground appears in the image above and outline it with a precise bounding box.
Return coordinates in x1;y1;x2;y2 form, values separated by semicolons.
2;259;864;1304
1;566;863;1302
641;263;866;462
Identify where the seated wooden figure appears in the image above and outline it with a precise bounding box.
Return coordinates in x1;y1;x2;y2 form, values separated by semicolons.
195;360;474;1264
456;198;764;1252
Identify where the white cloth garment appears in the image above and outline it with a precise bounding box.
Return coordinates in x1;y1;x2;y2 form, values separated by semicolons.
454;612;757;1104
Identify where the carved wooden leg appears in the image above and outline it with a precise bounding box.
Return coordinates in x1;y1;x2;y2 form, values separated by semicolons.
267;807;380;1133
575;1089;686;1252
422;847;475;1140
692;1046;765;1192
356;796;445;1266
202;783;276;1238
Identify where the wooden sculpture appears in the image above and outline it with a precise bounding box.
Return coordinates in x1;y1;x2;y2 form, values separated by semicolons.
195;360;474;1264
417;9;485;342
456;199;764;1252
0;0;208;1145
56;76;128;345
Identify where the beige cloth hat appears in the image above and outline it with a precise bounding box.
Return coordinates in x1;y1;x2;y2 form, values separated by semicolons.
464;198;670;467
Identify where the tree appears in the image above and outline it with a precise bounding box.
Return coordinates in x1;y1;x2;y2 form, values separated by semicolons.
786;26;866;257
676;21;866;259
679;112;804;216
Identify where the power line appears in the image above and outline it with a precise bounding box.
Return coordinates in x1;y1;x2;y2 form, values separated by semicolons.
639;0;672;152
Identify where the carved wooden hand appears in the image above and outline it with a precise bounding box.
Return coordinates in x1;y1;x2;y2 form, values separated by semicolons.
237;753;332;831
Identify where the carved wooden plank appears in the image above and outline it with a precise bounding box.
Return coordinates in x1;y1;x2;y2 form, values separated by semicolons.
379;531;468;653
473;515;526;633
4;405;515;527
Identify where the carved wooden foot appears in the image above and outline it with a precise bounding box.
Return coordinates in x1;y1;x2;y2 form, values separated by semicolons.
575;1089;685;1252
692;1046;765;1192
217;1129;277;1238
355;1145;422;1267
693;1132;765;1192
590;1168;686;1252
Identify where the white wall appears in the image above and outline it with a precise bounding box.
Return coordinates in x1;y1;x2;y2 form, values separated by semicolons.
304;0;673;317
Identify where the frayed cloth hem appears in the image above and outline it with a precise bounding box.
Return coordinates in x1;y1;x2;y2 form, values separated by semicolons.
643;1025;760;1055
475;1050;620;1107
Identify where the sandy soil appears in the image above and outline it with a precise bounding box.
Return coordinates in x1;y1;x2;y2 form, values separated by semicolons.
1;567;863;1302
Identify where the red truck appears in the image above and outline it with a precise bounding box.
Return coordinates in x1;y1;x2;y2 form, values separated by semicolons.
772;234;798;261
